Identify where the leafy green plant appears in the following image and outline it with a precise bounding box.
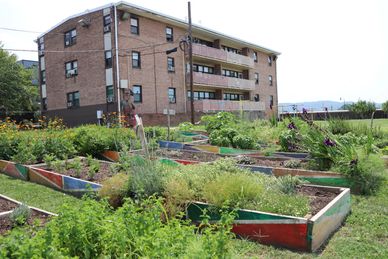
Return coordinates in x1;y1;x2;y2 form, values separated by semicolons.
328;118;352;135
9;204;31;226
43;154;55;169
382;100;388;114
283;159;302;169
70;157;83;178
232;134;255;149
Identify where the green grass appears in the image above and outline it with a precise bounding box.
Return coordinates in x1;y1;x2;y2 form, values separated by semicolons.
231;172;388;258
316;118;388;133
0;174;83;213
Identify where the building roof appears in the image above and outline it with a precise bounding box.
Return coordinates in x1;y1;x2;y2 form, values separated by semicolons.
39;1;281;55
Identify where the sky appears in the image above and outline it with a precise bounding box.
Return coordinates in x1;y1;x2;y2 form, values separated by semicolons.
1;0;387;103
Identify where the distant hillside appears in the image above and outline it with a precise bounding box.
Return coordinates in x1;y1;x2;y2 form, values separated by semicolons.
279;101;382;113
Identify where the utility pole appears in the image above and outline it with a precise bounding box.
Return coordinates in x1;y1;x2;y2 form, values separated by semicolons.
188;2;195;124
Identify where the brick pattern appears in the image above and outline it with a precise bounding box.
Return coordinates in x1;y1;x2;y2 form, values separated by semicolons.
41;6;279;125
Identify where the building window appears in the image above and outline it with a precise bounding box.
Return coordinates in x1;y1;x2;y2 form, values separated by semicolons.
67;91;80;108
166;27;173;42
254;94;260;102
105;51;112;68
168;87;176;103
222;45;241;54
106;85;114;103
269;95;274;109
103;15;111;33
187;91;215;100
65;60;78;78
222;69;243;78
64;28;76;47
192;37;213;47
42;98;47;110
268;55;272;66
133;85;142;103
255;73;259;84
253;52;258;62
38;37;44;55
131;17;139;35
269;75;273;86
41;70;46;84
132;51;141;68
193;64;214;74
224;93;242;101
167;57;175;72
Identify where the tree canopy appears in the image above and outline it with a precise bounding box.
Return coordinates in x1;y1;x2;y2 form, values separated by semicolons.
349;100;376;119
0;45;39;114
382;101;388;114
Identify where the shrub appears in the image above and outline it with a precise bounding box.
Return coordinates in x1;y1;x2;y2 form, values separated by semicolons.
9;204;31;226
128;156;165;199
327;118;352;135
201;112;238;133
99;173;130;208
349;100;376;119
283;159;302;169
163;177;195;217
382;100;388;114
232;134;255;149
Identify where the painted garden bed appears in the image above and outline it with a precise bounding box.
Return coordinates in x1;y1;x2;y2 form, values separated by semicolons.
0;194;56;235
186;184;351;252
158;140;309;159
0;160;101;197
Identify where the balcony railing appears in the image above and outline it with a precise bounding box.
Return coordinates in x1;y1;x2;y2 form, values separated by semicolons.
193;99;265;112
193;72;255;91
192;44;254;68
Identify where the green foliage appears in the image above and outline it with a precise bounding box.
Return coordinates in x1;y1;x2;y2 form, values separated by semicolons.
232;134;255;149
128;156;165;199
164;159;310;217
349;100;376;118
98;173;130;208
201;112;238;132
283;159;302;169
0;45;39;112
0;197;234;258
72;125;136;156
328;118;352;135
209;128;238;147
9;204;31;226
382;100;388;114
178;121;194;132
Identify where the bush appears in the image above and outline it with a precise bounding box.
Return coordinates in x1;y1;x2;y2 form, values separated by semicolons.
201;112;238;133
327;119;352;135
232;134;255;149
9;204;31;226
382;100;388;114
283;159;302;169
99;173;130;208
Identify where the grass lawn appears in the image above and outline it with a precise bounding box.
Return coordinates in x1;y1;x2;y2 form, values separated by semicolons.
0;174;83;213
231;172;388;258
316;118;388;133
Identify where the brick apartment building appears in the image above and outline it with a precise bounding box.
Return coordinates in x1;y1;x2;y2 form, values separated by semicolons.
37;1;280;126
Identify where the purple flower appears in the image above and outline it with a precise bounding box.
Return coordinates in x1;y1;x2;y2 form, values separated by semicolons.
302;108;308;114
350;159;358;166
287;122;297;130
323;138;336;147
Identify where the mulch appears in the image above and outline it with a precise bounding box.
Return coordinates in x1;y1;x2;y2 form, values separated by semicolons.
297;185;339;217
0;197;18;213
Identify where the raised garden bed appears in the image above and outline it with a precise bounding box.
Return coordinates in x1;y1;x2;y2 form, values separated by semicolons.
32;157;115;184
0;194;56;235
0;160;101;196
187;184;351;252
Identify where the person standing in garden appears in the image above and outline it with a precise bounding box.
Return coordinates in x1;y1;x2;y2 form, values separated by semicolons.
121;90;136;128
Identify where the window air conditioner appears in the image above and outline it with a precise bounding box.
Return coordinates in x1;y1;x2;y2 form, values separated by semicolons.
107;96;114;103
103;25;111;33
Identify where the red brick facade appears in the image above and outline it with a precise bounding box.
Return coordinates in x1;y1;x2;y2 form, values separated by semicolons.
39;3;279;126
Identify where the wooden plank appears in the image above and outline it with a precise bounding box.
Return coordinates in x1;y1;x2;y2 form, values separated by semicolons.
309;187;351;252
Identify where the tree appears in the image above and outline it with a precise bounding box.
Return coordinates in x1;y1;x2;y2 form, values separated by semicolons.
382;101;388;114
349;100;376;119
0;44;39;115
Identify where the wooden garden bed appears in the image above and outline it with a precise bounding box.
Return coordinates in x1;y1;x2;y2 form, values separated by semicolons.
186;184;351;252
0;160;102;196
0;194;56;235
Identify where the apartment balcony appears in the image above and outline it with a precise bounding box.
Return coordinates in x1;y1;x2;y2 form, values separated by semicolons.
192;44;254;68
193;99;265;112
193;72;255;91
